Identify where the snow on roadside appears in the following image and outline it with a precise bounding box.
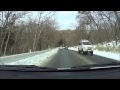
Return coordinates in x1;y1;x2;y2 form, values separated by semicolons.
3;48;59;66
68;47;78;51
93;50;120;61
69;47;120;61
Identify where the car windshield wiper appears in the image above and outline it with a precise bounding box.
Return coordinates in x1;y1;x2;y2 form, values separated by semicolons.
0;65;57;71
71;62;120;70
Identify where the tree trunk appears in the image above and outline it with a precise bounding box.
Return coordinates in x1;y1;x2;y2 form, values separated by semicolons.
3;30;11;55
21;42;28;53
113;11;120;31
0;32;7;55
32;29;37;51
10;29;21;54
35;27;43;51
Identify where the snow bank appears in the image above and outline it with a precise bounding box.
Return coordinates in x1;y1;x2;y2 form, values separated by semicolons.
94;41;120;50
0;49;52;63
97;40;120;46
2;48;58;66
68;47;78;51
93;50;120;61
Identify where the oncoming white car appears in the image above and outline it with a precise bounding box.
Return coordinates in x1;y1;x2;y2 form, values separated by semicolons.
78;40;93;55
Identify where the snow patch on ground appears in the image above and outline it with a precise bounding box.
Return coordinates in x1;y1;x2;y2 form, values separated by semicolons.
94;50;120;61
3;48;58;66
68;47;78;51
69;47;120;61
93;40;120;51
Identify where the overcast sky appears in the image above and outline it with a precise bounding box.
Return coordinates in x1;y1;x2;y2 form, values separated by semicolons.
54;11;78;30
31;11;78;30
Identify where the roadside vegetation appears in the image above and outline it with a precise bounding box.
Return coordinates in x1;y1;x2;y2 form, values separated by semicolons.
95;45;120;53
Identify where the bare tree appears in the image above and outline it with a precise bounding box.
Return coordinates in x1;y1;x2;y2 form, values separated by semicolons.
0;11;28;55
32;11;57;51
76;11;120;45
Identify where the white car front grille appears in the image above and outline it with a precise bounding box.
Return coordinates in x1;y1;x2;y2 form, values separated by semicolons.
87;47;91;49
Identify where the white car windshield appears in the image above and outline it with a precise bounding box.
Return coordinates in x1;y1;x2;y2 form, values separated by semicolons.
82;42;91;45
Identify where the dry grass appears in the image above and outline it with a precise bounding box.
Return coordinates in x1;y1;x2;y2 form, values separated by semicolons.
94;45;120;53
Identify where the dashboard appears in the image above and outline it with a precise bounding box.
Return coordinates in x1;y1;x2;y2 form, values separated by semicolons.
0;67;120;79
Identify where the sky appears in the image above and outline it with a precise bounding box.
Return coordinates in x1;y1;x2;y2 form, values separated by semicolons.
31;11;78;30
54;11;78;30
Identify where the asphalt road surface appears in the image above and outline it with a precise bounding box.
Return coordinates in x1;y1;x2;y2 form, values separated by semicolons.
44;49;120;68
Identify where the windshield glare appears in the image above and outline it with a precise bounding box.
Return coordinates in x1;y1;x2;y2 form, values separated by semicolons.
0;11;120;70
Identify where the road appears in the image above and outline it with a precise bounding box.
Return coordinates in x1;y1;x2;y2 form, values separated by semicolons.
44;49;120;68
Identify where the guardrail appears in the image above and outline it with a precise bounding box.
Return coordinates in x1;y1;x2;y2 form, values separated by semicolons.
0;49;52;64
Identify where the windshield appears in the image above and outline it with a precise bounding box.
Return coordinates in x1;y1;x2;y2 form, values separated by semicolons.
0;11;120;71
82;42;91;45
